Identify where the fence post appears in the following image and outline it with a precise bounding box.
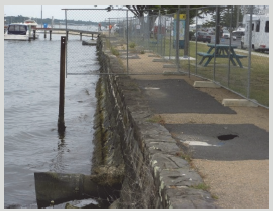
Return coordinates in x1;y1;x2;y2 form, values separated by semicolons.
176;8;180;71
169;16;172;60
247;6;253;99
195;9;198;75
58;36;66;133
126;11;129;74
184;6;189;58
227;6;233;87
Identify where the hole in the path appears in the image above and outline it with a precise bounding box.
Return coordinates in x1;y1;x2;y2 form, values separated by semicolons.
217;134;238;141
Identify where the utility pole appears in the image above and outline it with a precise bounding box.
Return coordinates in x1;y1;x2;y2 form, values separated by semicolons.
41;5;42;28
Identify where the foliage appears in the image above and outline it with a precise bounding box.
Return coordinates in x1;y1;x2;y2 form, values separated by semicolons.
111;46;119;56
4;15;99;26
189;31;195;40
125;5;214;21
202;6;244;29
129;42;136;48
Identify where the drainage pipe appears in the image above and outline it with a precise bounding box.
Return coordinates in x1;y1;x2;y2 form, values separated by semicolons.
34;172;118;208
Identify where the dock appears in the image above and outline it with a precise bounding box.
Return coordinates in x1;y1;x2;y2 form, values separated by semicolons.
4;26;101;40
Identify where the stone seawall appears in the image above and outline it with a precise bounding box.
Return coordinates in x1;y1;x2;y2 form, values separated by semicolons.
92;36;216;209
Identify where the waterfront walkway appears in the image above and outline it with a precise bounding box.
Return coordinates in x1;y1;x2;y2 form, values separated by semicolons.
108;36;269;209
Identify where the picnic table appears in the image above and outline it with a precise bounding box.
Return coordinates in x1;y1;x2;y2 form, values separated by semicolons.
197;44;247;68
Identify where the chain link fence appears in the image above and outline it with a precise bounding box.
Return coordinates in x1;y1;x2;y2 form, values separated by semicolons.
64;6;269;108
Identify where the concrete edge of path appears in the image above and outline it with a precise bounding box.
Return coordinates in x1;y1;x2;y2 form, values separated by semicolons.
193;81;221;88
222;99;258;107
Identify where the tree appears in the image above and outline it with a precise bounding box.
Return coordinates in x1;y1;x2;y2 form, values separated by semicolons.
202;6;244;29
125;5;213;38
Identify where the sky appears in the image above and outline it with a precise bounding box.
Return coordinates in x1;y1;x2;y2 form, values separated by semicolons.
4;1;270;21
4;5;128;20
3;0;142;20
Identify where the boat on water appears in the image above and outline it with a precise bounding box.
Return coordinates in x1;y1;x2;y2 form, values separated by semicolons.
24;19;40;39
4;20;40;41
24;19;38;28
4;23;30;41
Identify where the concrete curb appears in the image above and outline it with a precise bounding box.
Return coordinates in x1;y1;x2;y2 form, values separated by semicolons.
222;99;258;107
193;81;221;88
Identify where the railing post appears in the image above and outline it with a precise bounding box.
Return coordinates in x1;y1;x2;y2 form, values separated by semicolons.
58;36;66;133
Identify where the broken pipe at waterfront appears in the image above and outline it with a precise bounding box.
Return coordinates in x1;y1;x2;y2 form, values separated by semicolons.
34;169;123;208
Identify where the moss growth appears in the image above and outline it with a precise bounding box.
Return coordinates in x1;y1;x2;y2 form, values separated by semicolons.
175;151;192;162
146;115;165;125
211;194;219;199
191;183;210;191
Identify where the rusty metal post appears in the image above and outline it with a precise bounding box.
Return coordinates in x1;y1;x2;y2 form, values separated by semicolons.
58;36;66;133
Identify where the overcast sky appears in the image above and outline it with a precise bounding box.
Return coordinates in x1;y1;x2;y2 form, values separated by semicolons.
4;5;129;20
3;1;270;21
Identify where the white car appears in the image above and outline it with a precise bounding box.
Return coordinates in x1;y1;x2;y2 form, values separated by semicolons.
222;30;230;39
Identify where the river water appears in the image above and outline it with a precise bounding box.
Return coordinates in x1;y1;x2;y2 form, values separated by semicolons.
4;33;100;208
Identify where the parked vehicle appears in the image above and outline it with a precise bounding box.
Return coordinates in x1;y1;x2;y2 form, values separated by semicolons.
232;27;245;39
241;13;269;52
222;30;230;39
191;31;211;43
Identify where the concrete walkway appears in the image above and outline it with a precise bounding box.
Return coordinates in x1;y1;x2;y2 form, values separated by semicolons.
108;37;269;209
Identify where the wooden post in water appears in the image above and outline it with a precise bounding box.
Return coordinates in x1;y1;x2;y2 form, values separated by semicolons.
66;31;69;40
28;25;31;41
58;36;66;132
50;30;52;40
